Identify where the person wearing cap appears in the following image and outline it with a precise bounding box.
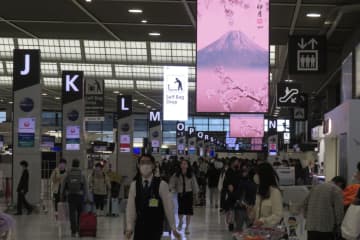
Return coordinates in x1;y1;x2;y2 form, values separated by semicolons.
125;154;181;240
15;160;33;215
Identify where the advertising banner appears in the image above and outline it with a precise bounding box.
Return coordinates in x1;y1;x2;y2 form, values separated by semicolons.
85;79;104;121
163;66;188;120
230;114;264;138
197;0;269;113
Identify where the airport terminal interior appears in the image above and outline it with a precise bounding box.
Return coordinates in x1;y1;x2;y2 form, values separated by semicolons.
1;0;360;239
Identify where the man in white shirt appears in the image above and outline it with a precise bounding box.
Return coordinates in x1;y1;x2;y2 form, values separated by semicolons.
125;154;181;240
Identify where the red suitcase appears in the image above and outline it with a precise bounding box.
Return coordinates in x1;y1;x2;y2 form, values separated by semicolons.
79;212;97;237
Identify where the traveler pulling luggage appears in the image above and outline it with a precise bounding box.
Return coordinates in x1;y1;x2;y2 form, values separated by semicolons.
79;211;97;237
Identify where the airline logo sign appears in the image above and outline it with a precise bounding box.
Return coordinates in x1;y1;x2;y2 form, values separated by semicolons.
13;49;40;91
117;95;133;119
62;71;84;104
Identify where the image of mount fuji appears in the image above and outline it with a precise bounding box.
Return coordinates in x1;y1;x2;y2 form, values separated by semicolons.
197;31;268;68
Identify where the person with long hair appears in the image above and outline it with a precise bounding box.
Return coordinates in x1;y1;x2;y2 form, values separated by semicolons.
251;162;283;227
170;159;199;235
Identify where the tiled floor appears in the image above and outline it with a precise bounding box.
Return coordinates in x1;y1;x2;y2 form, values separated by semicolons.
10;207;232;240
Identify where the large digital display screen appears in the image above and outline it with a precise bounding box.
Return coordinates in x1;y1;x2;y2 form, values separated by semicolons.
197;0;269;113
163;66;188;121
66;126;80;150
230;114;264;138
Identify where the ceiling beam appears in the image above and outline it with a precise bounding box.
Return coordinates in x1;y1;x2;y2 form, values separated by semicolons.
0;17;38;39
181;0;195;28
71;0;121;41
7;19;193;28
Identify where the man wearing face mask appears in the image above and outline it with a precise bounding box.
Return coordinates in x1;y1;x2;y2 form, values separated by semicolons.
50;158;67;218
125;154;181;240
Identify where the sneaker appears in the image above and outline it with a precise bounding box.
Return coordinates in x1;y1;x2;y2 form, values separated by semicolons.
185;227;190;235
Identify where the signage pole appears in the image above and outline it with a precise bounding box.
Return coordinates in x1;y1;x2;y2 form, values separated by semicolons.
61;71;86;168
12;49;42;204
187;127;197;163
176;122;186;158
148;111;162;161
117;95;135;179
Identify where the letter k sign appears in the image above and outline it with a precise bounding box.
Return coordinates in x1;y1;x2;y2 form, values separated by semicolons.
66;75;79;92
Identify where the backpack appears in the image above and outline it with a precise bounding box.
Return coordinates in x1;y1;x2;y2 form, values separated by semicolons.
67;169;83;194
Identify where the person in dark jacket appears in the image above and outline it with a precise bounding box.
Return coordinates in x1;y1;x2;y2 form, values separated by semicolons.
207;162;221;208
15;160;33;215
222;157;242;231
234;165;257;231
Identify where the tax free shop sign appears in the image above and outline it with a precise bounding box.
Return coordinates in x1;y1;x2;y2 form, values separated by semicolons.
163;66;189;121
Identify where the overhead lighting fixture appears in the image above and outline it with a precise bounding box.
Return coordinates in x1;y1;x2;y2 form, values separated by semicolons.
85;0;92;2
8;101;13;104
284;79;293;83
55;97;61;100
133;99;138;102
152;108;156;111
139;102;145;105
42;93;48;96
141;19;148;23
306;13;321;18
128;9;143;14
113;90;119;94
149;32;161;36
119;93;123;96
0;99;4;103
147;106;151;108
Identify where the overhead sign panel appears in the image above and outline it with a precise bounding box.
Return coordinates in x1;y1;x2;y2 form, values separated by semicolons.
62;71;83;104
288;35;326;74
196;0;269;113
230;114;264;138
163;66;188;121
85;79;104;121
277;83;302;107
13;49;40;91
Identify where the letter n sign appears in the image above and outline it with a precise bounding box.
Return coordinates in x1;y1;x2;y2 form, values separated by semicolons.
62;71;83;104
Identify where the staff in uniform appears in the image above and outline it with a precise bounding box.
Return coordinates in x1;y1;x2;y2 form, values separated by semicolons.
125;154;181;240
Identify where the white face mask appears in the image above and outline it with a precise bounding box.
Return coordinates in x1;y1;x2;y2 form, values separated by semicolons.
253;174;260;185
140;164;153;177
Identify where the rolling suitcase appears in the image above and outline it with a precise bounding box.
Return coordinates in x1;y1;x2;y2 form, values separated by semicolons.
79;212;97;237
107;198;120;216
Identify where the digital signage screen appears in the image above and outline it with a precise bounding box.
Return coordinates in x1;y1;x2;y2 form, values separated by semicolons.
230;114;264;138
41;135;55;148
197;0;269;113
66;126;80;151
18;118;36;148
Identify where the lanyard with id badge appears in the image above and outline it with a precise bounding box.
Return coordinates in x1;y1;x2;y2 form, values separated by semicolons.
147;182;159;208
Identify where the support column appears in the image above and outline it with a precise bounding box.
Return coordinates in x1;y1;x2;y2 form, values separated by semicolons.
117;95;135;178
12;49;42;204
148;111;162;161
61;71;85;168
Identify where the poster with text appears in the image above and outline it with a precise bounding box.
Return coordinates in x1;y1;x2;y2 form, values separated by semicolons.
230;114;264;138
119;134;131;153
18;118;35;147
163;66;188;120
197;0;269;113
66;125;80;150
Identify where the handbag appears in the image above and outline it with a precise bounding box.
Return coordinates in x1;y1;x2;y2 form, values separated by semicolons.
341;204;360;240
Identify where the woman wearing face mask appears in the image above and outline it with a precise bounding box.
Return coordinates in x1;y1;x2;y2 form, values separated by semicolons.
170;159;199;235
125;154;181;240
251;162;283;228
89;163;110;216
50;158;67;218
